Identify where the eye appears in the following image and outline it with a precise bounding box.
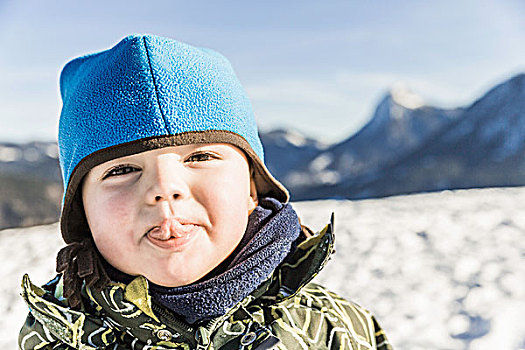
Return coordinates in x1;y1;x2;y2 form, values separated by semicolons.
185;152;217;163
102;164;140;179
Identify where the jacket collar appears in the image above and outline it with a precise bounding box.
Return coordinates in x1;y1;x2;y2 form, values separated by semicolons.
251;213;335;303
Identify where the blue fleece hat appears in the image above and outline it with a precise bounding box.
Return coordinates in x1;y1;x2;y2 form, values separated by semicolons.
58;34;288;244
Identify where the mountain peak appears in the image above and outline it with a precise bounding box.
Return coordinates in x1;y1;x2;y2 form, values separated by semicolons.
389;84;424;109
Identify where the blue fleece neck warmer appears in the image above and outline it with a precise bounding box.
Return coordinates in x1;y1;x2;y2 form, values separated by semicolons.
104;197;301;324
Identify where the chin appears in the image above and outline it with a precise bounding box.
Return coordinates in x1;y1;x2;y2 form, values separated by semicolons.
147;272;205;288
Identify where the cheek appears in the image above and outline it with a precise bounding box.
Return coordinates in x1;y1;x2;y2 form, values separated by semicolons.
85;189;137;240
86;190;139;268
197;169;251;207
194;170;252;240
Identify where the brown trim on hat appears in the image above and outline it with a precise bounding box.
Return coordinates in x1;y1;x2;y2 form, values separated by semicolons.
60;130;289;244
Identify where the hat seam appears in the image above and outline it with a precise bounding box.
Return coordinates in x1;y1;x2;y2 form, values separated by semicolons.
142;36;169;134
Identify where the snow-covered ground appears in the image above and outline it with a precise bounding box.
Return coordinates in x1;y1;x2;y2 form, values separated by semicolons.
2;187;524;349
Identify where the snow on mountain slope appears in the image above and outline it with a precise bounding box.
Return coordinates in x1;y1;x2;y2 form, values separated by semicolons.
2;187;524;349
350;74;525;198
289;73;525;200
312;89;459;178
259;129;326;183
0;141;60;181
285;87;462;195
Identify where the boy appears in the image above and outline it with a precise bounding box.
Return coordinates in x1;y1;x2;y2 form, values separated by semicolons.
19;34;392;349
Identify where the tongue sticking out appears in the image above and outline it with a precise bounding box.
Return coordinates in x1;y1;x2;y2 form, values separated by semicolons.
148;218;196;241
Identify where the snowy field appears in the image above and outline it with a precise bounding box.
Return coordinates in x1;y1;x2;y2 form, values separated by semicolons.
2;186;524;349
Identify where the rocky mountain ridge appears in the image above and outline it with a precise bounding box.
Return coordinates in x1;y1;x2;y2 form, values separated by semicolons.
285;73;525;199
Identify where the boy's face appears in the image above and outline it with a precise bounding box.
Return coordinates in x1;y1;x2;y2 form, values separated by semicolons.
81;143;258;287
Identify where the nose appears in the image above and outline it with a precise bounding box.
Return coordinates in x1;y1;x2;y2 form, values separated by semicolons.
144;157;190;205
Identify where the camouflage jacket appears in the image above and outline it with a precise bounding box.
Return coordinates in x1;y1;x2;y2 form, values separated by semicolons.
19;219;393;350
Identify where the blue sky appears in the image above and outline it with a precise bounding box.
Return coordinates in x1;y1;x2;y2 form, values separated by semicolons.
0;0;523;143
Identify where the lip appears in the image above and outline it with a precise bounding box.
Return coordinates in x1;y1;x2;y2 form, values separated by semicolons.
146;228;199;251
145;218;201;251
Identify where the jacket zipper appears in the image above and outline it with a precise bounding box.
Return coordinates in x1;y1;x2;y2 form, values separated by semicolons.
151;302;197;346
193;298;258;349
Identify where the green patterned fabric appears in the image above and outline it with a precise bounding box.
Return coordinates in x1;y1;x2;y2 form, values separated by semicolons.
19;219;393;349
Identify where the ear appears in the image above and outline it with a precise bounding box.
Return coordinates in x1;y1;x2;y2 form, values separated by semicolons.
248;175;258;213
